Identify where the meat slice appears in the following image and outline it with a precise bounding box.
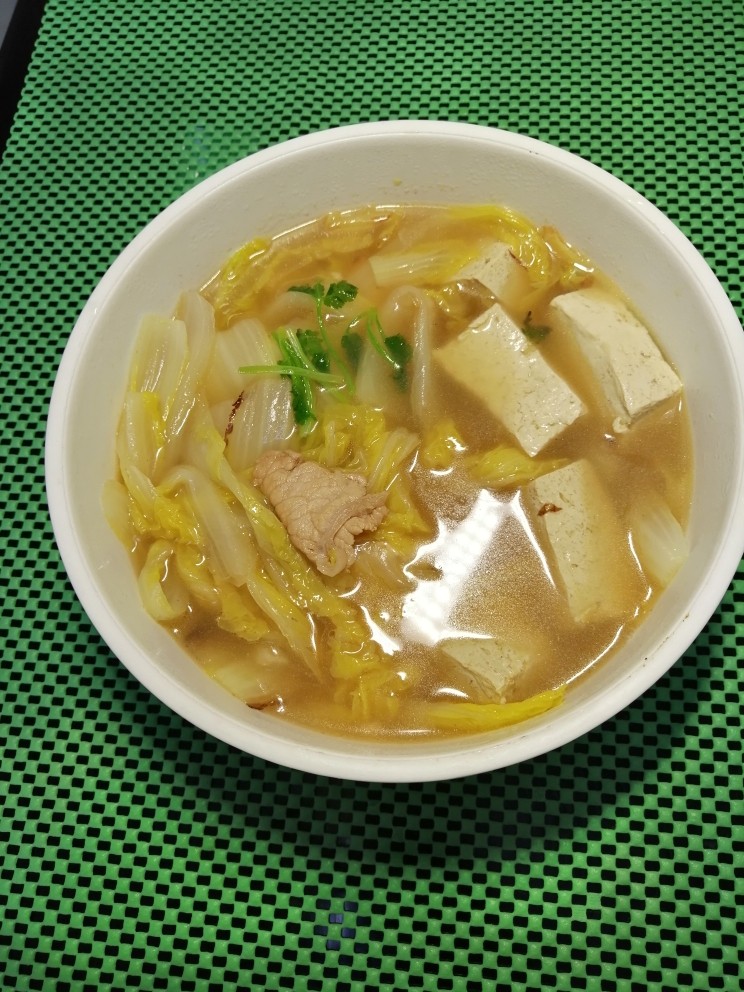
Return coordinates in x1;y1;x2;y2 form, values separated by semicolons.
253;450;388;576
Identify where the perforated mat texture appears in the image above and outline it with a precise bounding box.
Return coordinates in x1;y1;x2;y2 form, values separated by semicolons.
1;1;742;989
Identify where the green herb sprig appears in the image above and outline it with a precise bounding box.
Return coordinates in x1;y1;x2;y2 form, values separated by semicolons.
345;310;413;391
239;280;415;429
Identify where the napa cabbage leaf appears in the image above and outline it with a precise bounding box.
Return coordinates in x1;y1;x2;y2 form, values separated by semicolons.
466;446;568;490
415;687;565;732
419;419;466;471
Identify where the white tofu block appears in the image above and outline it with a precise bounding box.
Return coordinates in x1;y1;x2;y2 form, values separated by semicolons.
440;637;526;703
434;302;585;456
550;289;682;432
457;241;529;308
524;459;644;623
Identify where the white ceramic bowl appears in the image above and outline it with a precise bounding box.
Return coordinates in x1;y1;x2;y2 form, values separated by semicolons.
46;121;744;782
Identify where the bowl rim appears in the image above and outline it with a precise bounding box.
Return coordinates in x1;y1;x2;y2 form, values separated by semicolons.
45;120;744;781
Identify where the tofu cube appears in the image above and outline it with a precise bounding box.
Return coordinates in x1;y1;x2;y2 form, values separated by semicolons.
550;289;682;432
524;459;646;623
434;301;585;456
440;636;526;703
457;241;529;309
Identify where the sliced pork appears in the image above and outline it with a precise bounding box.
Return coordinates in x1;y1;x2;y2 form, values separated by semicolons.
253;450;388;576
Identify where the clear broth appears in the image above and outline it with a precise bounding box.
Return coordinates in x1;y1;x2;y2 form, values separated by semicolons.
158;205;692;738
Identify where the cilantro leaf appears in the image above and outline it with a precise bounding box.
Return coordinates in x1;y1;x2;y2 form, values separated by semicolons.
324;280;358;309
289;281;358;310
385;334;413;390
262;329;342;430
297;329;330;372
384;334;412;365
522;311;551;342
341;330;363;371
289;282;324;302
275;334;316;428
286;281;358;393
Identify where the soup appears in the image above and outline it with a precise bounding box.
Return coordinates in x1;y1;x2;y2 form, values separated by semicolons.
105;204;692;739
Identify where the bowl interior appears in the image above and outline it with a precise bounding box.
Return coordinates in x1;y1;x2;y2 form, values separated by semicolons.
46;122;744;781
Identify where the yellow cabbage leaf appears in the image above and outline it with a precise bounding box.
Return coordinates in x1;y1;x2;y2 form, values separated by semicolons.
417;687;565;733
215;583;271;642
419;418;466;471
466;446;567;490
349;667;407;723
447;204;594;303
137;540;188;623
123;465;202;546
203;209;399;322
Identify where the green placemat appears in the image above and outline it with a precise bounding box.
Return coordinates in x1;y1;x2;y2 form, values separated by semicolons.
1;1;742;989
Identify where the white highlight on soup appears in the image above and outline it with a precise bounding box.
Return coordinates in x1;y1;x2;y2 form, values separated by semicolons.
105;204;692;739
